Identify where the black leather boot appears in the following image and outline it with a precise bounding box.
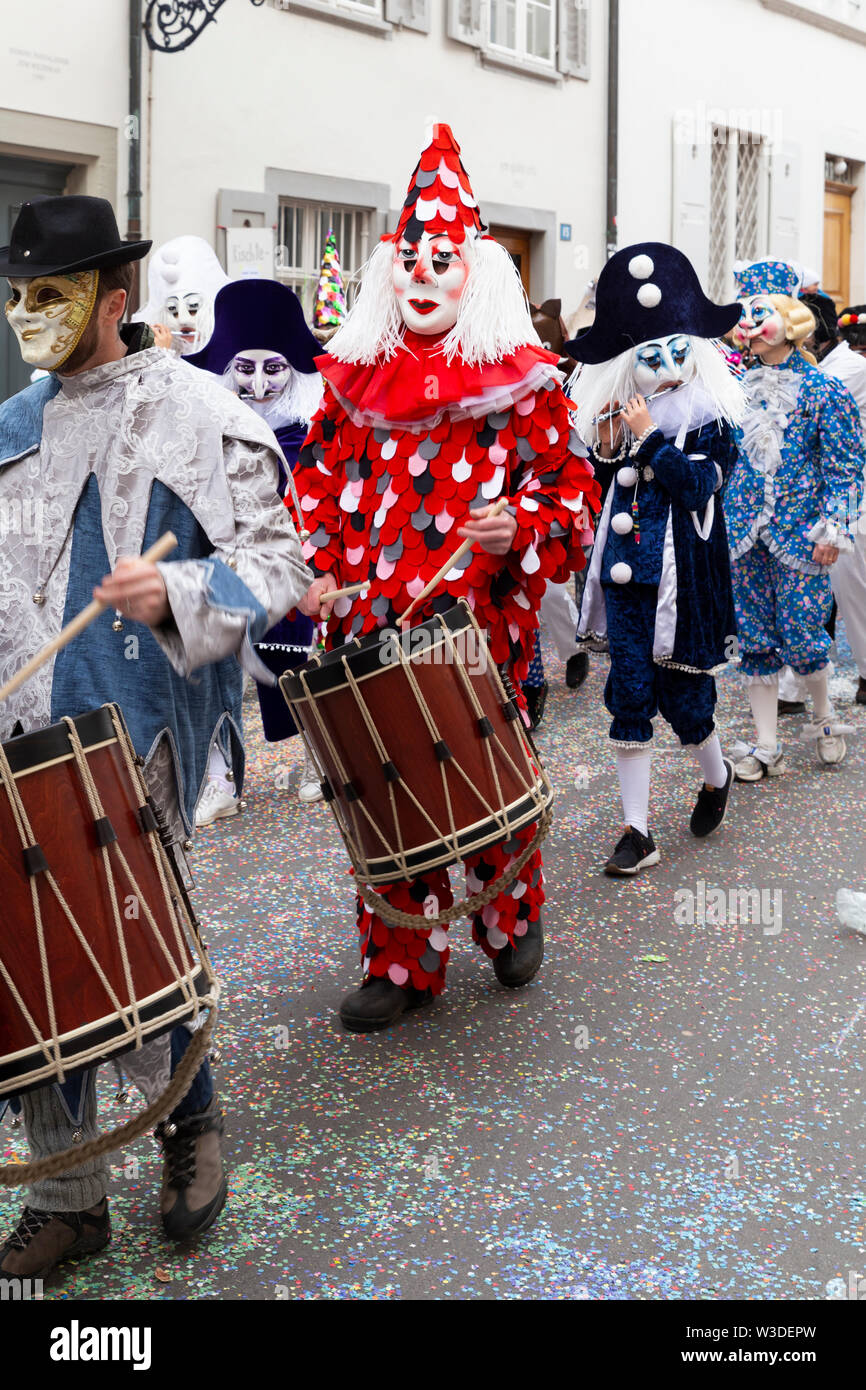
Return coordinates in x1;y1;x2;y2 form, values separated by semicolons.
339;977;433;1033
521;682;549;731
565;652;589;689
493;917;544;988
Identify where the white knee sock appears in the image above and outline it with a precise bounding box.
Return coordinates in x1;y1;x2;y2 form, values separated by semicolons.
803;668;832;721
616;748;651;836
748;679;779;753
691;733;727;788
207;742;233;791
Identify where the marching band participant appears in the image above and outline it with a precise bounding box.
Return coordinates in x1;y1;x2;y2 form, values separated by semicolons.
0;196;310;1280
727;261;865;778
295;124;598;1031
566;243;745;876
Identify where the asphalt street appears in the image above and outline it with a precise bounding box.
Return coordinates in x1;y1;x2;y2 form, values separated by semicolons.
2;633;865;1301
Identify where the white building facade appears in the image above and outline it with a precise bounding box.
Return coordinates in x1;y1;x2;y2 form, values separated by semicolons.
4;0;866;400
0;0;606;371
617;0;866;308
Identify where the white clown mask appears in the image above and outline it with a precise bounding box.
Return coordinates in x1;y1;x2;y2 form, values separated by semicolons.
732;295;787;355
392;232;470;336
632;333;697;397
5;271;99;370
232;349;292;401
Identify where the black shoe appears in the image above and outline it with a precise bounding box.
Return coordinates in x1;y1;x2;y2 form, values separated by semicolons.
0;1200;110;1280
339;976;433;1033
492;917;544;988
521;682;548;731
565;652;590;689
156;1097;228;1240
603;827;659;877
689;758;733;838
857;678;866;707
778;699;806;715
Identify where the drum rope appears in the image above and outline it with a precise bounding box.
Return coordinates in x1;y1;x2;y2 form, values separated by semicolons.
105;706;199;1002
0;739;69;1080
0;1006;216;1188
62;715;199;1024
61;718;145;1053
390;638;463;865
436;616;511;837
436;614;548;818
340;655;475;882
357;804;552;930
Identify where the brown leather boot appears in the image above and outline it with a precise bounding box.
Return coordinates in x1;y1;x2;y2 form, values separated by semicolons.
0;1200;110;1279
155;1097;228;1240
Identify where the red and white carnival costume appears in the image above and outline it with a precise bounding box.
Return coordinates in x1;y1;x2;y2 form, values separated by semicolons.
293;126;597;998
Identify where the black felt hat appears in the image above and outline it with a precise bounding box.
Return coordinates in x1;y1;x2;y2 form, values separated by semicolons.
565;242;741;364
0;195;151;277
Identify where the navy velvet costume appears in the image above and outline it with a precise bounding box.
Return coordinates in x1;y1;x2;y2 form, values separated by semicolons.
580;418;738;746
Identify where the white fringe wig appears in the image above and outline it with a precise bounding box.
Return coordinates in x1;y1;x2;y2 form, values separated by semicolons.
571;336;746;448
327;232;542;368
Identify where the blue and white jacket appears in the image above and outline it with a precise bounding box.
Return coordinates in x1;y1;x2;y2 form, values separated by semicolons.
0;335;311;831
725;353;865;573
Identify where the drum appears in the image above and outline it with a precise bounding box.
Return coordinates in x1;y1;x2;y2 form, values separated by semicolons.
0;704;218;1097
280;601;553;885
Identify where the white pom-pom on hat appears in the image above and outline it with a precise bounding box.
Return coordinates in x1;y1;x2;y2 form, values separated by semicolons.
610;562;633;584
637;283;662;308
628;254;654;280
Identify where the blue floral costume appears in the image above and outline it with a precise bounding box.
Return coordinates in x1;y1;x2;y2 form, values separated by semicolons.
726;353;865;677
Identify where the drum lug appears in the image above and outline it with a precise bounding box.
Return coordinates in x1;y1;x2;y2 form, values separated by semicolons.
183;838;194;852
72;1128;83;1144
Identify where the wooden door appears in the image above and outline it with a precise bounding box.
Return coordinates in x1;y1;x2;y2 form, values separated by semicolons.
823;182;853;308
489;226;532;296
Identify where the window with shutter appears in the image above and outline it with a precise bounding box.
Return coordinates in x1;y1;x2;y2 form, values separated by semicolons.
557;0;589;78
447;0;487;45
385;0;430;29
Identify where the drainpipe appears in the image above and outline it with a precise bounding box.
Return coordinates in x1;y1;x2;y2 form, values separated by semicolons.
606;0;619;261
126;0;143;314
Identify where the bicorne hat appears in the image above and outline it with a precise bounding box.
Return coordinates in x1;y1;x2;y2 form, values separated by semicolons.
0;195;151;278
565;242;741;364
185;278;321;376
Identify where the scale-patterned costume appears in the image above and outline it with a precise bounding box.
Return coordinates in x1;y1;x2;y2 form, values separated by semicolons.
293;126;597;994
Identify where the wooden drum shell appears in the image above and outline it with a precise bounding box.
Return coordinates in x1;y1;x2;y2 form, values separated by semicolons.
280;602;552;884
0;706;215;1097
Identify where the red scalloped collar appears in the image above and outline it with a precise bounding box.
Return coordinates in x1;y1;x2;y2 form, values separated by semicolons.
315;332;559;427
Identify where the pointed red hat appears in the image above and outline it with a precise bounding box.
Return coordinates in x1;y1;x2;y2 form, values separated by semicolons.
388;124;485;246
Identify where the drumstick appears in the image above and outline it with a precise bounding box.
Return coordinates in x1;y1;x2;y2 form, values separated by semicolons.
0;531;178;704
318;581;369;603
397;497;509;629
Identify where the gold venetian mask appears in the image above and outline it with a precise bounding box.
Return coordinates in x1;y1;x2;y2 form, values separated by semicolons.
5;270;99;370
